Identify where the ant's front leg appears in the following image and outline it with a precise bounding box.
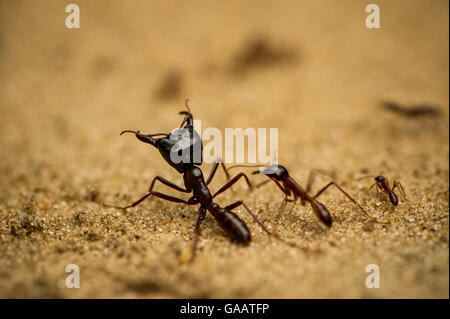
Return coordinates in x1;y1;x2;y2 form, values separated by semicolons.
212;172;254;198
206;158;231;185
148;175;188;193
368;182;385;204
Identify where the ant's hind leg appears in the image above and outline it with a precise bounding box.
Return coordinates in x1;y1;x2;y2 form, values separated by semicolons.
212;173;254;198
224;201;312;252
393;181;407;202
368;182;377;193
104;191;188;211
313;182;371;218
103;176;188;210
225;201;279;238
275;195;296;222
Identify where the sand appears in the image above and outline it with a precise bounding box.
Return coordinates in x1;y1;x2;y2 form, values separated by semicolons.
0;0;448;298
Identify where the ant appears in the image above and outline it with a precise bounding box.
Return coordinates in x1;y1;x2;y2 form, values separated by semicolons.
382;101;441;117
359;175;407;216
228;164;371;227
105;100;301;260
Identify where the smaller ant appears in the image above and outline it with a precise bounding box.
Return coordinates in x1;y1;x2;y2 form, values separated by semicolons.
228;164;371;227
362;175;407;206
359;175;407;222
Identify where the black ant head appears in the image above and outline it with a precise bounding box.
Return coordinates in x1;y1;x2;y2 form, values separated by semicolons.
252;165;289;181
375;175;385;183
121;100;203;173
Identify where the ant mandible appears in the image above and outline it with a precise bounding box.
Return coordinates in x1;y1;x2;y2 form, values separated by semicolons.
106;100;301;260
228;164;371;227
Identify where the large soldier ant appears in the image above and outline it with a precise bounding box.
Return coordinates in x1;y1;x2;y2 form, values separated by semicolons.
105;101;302;260
228;164;371;227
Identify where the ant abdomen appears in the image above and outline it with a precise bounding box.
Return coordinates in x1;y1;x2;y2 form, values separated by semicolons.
209;205;251;244
311;201;332;227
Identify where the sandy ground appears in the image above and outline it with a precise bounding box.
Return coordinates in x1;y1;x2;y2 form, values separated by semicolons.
0;0;448;298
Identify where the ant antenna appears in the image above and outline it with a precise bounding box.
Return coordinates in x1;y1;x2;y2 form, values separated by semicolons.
356;173;383;181
120;130;140;136
356;172;383;181
120;130;168;138
356;175;375;181
228;164;269;170
179;98;193;128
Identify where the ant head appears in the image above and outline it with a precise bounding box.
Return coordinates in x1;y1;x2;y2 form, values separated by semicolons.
253;165;288;181
375;176;385;183
121;100;203;173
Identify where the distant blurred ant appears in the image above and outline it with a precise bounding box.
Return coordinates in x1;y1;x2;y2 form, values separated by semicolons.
382;101;441;117
228;164;371;227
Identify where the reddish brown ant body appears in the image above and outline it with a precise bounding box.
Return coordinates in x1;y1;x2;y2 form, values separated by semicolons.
229;164;370;227
367;175;407;207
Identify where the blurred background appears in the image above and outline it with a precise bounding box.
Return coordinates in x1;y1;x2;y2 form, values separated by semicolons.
0;0;448;298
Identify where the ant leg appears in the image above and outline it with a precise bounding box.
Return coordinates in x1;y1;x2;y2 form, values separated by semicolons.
380;205;394;224
224;201;312;252
255;179;272;189
104;191;188;210
259;177;294;220
212;173;253;198
190;207;207;262
305;169;336;193
104;176;188;209
393;181;407;201
148;176;188;193
275;195;295;222
251;170;292;196
206;158;230;185
313;182;371;218
368;182;377;193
